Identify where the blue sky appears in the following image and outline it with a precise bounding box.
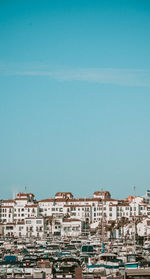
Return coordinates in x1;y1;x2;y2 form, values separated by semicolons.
0;0;150;200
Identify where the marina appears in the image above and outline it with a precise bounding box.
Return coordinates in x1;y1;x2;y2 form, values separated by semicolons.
1;191;150;278
0;234;150;278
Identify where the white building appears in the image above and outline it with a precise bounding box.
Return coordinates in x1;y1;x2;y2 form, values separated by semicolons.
25;217;44;238
1;190;150;238
62;218;82;237
3;217;45;238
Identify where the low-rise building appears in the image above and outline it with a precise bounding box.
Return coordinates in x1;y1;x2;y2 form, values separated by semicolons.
1;189;150;238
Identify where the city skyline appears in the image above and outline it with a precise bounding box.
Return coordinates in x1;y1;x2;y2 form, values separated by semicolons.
1;186;149;202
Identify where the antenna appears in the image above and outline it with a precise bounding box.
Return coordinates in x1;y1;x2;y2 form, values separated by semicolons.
25;186;27;193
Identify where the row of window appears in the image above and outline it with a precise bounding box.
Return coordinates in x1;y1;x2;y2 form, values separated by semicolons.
26;220;42;224
26;226;43;231
71;207;89;211
0;209;12;213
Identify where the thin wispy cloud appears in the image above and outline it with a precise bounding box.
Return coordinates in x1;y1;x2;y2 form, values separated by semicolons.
1;64;150;87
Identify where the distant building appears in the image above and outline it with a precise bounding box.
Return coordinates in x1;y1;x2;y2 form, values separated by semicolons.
55;192;74;199
1;188;150;238
93;191;111;200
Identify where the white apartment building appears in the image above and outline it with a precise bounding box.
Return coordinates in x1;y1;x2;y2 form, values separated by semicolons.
38;199;65;217
3;217;45;238
0;193;38;224
0;199;16;223
64;204;92;222
62;218;82;237
44;213;82;237
137;218;150;237
0;206;14;223
25;217;44;238
13;193;37;223
1;189;150;238
91;199;118;222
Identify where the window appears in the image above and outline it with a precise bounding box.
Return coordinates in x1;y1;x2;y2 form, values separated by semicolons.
6;226;13;230
71;213;76;216
36;220;42;224
26;220;31;224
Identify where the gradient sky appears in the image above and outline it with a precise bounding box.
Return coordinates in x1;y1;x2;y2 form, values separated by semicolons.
0;0;150;200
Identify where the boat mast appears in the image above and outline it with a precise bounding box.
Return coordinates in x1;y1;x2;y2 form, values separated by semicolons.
101;188;105;244
133;186;136;253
